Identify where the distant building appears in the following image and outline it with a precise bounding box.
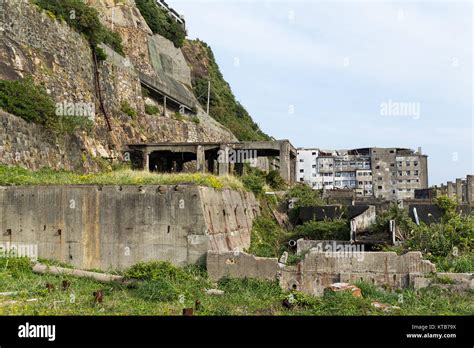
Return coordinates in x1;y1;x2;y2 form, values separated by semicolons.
156;0;186;30
296;147;428;200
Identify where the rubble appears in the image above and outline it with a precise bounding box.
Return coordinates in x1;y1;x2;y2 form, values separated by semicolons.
325;283;362;298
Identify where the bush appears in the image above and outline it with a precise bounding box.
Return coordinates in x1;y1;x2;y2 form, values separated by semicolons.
286;184;323;209
247;215;289;257
135;0;186;48
32;0;124;55
265;170;286;190
144;104;159;115
0;78;56;127
191;115;200;124
125;261;192;282
120;100;137;118
242;173;265;196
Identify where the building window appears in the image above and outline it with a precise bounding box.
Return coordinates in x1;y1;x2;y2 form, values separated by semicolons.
406;161;410;166
414;161;418;166
300;178;304;182
398;171;402;176
406;171;411;175
414;170;419;175
299;159;304;162
390;150;395;153
390;163;395;167
378;186;382;189
312;152;316;155
299;169;304;173
378;177;382;181
375;165;380;169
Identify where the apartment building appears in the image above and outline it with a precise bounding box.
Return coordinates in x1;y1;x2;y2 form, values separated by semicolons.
296;147;428;200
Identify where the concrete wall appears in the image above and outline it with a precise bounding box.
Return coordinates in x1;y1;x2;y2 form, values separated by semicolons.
0;185;259;270
280;250;435;295
352;205;376;232
207;251;279;281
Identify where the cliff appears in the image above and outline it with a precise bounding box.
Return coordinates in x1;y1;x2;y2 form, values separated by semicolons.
0;0;264;172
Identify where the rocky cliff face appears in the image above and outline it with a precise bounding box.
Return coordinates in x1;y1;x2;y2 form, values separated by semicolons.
0;0;236;172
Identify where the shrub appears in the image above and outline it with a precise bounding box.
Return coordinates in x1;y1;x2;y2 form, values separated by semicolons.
144;104;159;115
247;215;289;257
286;184;324;209
242;173;265;196
0;78;56;127
172;111;185;121
191;115;200;124
32;0;124;55
135;0;186;48
265;170;286;190
120;100;137;118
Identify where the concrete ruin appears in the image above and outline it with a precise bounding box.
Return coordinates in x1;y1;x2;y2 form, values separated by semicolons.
206;250;436;296
433;175;474;205
127;140;297;182
207;251;279;281
0;185;259;270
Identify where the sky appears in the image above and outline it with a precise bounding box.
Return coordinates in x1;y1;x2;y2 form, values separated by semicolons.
171;0;473;185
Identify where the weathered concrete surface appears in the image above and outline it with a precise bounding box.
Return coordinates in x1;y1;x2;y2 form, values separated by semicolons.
206;251;278;281
280;250;436;295
0;185;259;270
413;273;473;290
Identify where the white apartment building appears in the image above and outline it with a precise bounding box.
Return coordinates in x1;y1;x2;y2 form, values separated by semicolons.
296;147;428;200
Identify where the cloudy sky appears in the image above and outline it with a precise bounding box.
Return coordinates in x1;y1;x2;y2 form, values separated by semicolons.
172;0;472;185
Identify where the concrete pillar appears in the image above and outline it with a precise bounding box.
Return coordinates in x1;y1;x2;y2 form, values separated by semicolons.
279;141;291;182
455;178;463;203
467;175;474;204
196;145;205;173
163;96;167;116
218;145;229;176
447;181;454;198
143;150;150;172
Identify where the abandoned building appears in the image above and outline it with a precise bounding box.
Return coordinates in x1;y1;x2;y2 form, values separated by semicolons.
297;147;428;200
126;140;297;182
431;175;474;205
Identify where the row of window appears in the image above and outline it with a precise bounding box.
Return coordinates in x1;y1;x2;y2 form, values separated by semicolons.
398;170;419;176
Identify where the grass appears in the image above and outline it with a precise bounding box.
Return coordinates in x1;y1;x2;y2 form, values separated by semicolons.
0;258;472;316
0;165;245;191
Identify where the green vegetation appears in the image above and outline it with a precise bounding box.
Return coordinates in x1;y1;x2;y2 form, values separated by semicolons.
380;197;474;273
242;169;287;196
135;0;186;48
0;78;56;127
120;100;137;119
185;39;270;141
144;104;160;115
0;78;93;133
248;215;289;258
172;111;185;121
0;166;245;191
32;0;124;55
191;115;200;124
0;257;471;315
286;184;324;208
